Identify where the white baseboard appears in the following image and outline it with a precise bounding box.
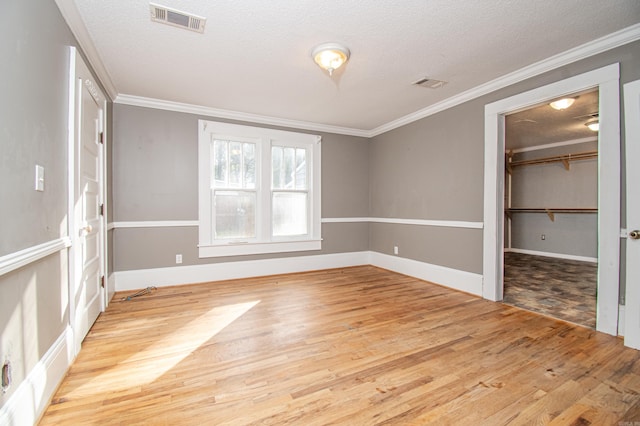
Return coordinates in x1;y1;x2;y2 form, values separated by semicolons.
114;251;483;298
114;251;371;291
369;252;483;296
0;327;74;426
505;248;598;263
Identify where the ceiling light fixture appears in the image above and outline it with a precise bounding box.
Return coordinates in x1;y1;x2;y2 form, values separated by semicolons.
311;43;350;76
585;119;599;132
549;98;576;110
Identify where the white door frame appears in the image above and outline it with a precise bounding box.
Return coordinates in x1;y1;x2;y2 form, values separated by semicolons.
67;46;108;355
483;63;621;336
623;79;640;349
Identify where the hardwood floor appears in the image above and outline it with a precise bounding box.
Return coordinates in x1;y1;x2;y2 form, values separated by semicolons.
40;266;640;425
503;252;597;328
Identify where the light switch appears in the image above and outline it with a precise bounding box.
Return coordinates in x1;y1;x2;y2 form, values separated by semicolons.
35;165;44;191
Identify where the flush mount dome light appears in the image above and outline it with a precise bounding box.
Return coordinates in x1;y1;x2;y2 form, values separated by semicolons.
549;98;576;110
311;43;350;76
585;119;599;132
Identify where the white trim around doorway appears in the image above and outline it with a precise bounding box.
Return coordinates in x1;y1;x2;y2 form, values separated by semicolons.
483;63;621;336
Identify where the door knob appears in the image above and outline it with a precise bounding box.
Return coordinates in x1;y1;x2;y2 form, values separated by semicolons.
630;230;640;240
80;225;93;236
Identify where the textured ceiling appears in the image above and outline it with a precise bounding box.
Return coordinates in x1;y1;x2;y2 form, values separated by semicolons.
68;0;639;134
506;89;599;151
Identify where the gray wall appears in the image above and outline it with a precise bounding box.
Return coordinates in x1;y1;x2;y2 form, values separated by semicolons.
112;105;370;271
0;0;74;407
369;40;640;280
1;1;637;418
0;254;68;403
112;40;640;282
0;2;72;256
510;213;597;257
508;142;598;257
0;0;111;410
0;2;637;416
369;101;484;273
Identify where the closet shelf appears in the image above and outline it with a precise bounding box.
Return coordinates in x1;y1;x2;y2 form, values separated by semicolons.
505;207;597;222
506;150;598;173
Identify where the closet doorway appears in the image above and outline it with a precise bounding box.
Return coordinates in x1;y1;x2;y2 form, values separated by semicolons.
502;89;599;328
483;64;621;336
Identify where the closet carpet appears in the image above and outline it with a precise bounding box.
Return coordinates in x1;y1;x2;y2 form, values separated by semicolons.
503;251;597;329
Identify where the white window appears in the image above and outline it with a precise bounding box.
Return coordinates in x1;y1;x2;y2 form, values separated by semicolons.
198;120;321;257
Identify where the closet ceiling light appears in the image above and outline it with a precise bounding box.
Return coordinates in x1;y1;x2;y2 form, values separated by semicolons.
549;98;576;110
585;119;599;131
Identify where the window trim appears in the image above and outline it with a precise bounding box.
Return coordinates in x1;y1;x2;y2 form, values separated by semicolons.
198;120;321;257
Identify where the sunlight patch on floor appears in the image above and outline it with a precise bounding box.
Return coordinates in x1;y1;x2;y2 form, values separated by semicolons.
65;300;260;398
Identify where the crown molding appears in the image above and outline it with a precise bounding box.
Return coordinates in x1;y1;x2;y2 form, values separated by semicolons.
55;0;118;101
59;3;639;139
117;23;639;139
368;23;640;137
114;94;371;138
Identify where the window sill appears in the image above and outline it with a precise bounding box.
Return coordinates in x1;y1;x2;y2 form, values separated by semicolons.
198;239;322;258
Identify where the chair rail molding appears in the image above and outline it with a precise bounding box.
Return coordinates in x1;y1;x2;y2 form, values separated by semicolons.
0;237;72;277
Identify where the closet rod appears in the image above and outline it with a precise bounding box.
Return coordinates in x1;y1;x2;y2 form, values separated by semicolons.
507;150;597;169
505;207;597;222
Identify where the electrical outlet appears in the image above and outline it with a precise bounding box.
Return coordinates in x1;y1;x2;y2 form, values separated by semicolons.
176;254;183;264
541;234;546;240
393;246;399;255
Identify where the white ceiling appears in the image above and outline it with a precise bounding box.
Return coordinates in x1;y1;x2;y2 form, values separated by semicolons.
506;89;599;150
63;0;640;135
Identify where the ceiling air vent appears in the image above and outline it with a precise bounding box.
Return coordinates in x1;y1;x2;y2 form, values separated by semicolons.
150;3;206;33
412;77;448;89
573;112;599;121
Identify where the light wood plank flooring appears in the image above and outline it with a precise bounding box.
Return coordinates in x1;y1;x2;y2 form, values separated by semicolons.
40;266;640;425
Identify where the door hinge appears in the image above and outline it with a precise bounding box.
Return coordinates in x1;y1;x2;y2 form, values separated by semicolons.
99;203;104;216
99;132;104;144
100;276;105;288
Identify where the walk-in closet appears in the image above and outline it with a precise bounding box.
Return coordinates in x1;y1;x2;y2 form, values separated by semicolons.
503;89;599;328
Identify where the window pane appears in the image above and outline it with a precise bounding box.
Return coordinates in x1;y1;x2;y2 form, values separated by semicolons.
213;140;228;187
272;146;283;189
272;192;307;236
295;148;306;189
273;146;305;190
243;143;255;189
214;191;256;239
213;140;256;190
229;142;242;187
283;147;295;189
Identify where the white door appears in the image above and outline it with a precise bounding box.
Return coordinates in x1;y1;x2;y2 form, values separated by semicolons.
624;79;640;349
70;48;105;352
